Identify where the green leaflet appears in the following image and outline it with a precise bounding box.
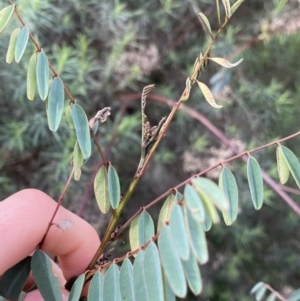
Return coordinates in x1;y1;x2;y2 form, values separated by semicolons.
107;164;121;209
66;105;75;129
72;103;91;159
197;81;222;108
280;145;300;188
48;77;65;132
73;141;84;181
247;156;264;210
202;209;212;232
68;274;85;301
199;12;212;36
27;53;37;100
158;225;187;298
184;184;205;222
181;251;202;296
6;28;20;64
133;251;148;301
219;167;239;225
222;0;231;17
0;5;15;32
103;264;121;301
250;282;265;295
184;206;208;264
143;242;164;301
88;271;103;301
288;288;300;301
94;165;110;213
192;177;229;212
36;51;50;100
157;194;175;233
120;259;135;301
15;25;29;63
129;216;140;254
163;272;176;301
276;145;290;184
175;191;183;202
231;0;244;15
266;293;276;301
170;204;190;260
0;256;31;301
138;211;154;245
31;250;62;301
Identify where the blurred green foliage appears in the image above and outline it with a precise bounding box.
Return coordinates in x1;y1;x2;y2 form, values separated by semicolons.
1;0;300;300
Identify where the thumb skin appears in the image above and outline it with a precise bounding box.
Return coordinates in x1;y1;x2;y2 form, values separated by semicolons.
23;288;69;301
0;189;101;291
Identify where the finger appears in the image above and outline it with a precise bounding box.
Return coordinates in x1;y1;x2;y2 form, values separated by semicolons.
23;288;69;301
0;189;100;280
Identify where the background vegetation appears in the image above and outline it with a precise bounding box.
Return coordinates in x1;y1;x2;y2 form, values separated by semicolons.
0;0;300;300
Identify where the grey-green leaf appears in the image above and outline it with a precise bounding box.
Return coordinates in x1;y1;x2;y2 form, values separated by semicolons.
120;259;135;301
0;5;15;32
68;274;85;301
288;288;300;301
219;167;239;224
66;105;75;129
266;293;277;301
158;225;187;298
129;216;139;254
199;12;212;36
103;264;121;301
182;251;202;295
184;184;205;222
6;27;19;64
192;177;229;212
231;0;244;15
202;209;212;232
72;103;91;159
0;256;31;301
73;141;84;181
48;77;64;132
247;156;264;210
108;164;121;209
280;145;300;188
133;251;148;301
15;25;29;63
31;250;62;301
185;206;209;264
88;271;103;301
143;242;164;301
157;194;175;233
138;211;154;245
36;51;50;100
27;53;37;100
94;165;110;213
250;282;265;295
170;204;190;260
163;272;176;301
276;145;290;184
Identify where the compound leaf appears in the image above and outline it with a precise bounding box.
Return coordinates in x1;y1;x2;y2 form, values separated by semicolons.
36;50;50;100
31;250;62;301
120;259;135;301
170;204;190;260
6;27;19;64
27;53;37;100
158;225;187;298
88;271;103;301
219;167;239;224
138;211;154;245
48;76;64;132
107;164;121;209
72;103;91;159
103;264;121;301
15;25;29;63
0;256;31;301
143;242;164;301
68;274;85;301
94;165;110;213
247;156;264;210
0;5;15;32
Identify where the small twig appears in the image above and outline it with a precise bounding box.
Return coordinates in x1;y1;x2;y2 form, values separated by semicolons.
264;283;288;301
38;168;75;248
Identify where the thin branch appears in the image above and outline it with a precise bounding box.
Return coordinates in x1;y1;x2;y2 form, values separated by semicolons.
118;92;300;216
38;168;75;248
264;283;288;301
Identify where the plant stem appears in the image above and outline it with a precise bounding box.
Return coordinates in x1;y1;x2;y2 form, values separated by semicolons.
38;168;75;248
